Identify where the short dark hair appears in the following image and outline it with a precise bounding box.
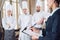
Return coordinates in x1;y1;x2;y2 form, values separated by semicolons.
54;0;60;5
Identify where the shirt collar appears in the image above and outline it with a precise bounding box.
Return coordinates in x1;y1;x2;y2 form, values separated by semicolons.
51;7;60;16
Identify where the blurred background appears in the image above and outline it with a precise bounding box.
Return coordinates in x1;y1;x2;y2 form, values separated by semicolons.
0;0;60;40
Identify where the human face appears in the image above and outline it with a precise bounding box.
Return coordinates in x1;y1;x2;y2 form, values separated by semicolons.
7;10;12;16
47;0;54;9
36;6;40;12
23;8;27;14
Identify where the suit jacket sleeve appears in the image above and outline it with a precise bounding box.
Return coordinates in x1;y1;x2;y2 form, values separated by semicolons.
52;16;58;40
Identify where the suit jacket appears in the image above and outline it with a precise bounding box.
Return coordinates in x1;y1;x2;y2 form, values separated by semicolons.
39;8;60;40
0;11;2;40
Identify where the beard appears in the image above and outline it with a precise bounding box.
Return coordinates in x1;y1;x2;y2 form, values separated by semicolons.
36;10;40;12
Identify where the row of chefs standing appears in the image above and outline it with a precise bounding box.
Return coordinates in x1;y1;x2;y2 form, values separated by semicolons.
2;0;60;40
1;0;50;40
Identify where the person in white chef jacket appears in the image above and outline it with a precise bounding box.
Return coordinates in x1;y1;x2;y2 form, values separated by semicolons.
31;0;45;40
2;3;16;40
18;1;32;40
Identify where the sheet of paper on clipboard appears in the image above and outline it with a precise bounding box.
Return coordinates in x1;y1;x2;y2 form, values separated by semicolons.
22;29;42;37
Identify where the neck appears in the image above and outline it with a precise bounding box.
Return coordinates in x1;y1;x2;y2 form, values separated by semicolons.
52;4;58;11
37;12;39;13
8;15;11;17
24;13;27;15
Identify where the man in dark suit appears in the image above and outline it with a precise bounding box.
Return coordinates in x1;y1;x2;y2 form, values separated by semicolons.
39;0;60;40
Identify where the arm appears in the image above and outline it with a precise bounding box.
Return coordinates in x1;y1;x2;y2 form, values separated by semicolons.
27;15;32;29
32;15;36;26
18;16;21;29
2;18;9;30
52;17;58;40
18;16;21;31
10;18;16;30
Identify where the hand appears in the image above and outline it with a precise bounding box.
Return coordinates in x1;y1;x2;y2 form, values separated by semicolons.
30;27;34;31
6;22;10;26
36;18;44;25
31;35;38;40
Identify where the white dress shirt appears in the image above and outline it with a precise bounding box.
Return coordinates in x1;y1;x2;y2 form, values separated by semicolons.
51;7;60;16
